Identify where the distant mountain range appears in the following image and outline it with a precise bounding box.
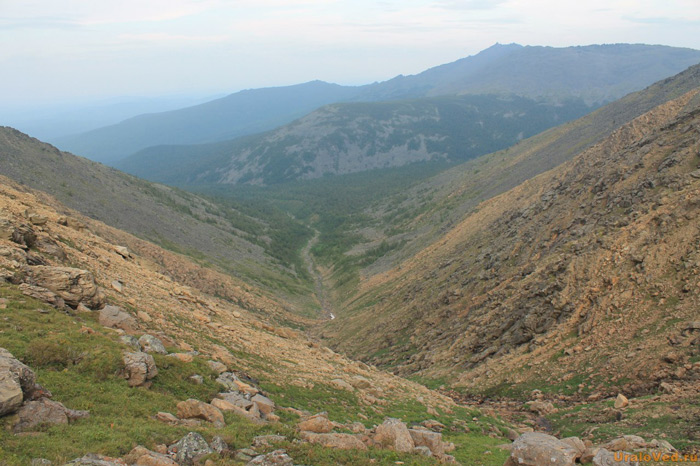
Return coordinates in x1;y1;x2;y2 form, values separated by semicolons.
53;43;700;167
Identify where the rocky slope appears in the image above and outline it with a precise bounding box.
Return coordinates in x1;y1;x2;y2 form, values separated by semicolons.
0;174;517;465
323;84;700;416
0;127;315;308
121;94;590;186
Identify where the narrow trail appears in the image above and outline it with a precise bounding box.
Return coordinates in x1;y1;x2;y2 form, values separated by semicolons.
300;230;335;320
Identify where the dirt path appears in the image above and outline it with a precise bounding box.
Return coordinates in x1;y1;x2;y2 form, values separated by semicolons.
301;230;334;320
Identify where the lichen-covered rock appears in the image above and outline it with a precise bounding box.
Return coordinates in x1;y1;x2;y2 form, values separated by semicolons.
176;399;225;427
374;418;415;452
28;266;105;309
167;432;213;466
138;334;167;355
409;428;445;456
251;393;275;416
508;432;578;466
123;352;158;387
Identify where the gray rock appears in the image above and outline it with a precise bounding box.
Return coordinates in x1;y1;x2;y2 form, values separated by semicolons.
207;360;228;374
210;436;229;454
13;398;89;432
168;432;213;466
217;391;253;409
413;446;433;456
138;334;167;355
99;305;137;332
30;459;53;465
246;449;294;466
63;453;124;465
374;418;415;452
0;347;37;415
252;435;286;448
593;448;640;466
251;393;274;415
123;352;158;387
119;335;140;351
216;371;241;391
189;374;204;384
508;432;578;466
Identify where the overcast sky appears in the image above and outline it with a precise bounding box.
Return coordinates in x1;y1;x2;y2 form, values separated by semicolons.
2;0;699;106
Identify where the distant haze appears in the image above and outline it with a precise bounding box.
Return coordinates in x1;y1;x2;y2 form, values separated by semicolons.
1;0;699;106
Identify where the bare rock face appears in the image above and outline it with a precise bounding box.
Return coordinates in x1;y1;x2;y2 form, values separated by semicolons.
0;347;37;415
138;335;167;355
28;266;105;309
508;432;578;466
123;352;158;387
300;432;367;450
176;399;225;427
298;412;333;433
100;306;138;332
374;418;415;452
12;398;89;432
167;432;213;466
35;236;67;261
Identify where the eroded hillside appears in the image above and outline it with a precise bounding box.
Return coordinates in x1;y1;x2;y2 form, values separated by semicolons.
324;88;700;406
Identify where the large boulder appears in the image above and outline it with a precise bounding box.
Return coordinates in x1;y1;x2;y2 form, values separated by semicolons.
138;335;167;355
167;432;213;466
28;266;105;309
123;352;158;387
374;418;415;452
176;399;225;427
251;393;275;416
300;432;367;450
507;432;578;466
100;306;138;332
12;398;89;432
0;348;37;415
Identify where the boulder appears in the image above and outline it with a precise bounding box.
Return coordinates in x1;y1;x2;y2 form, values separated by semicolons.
409;428;445;456
300;432;367;450
123;352;158;387
35;237;67;261
28;266;105;309
374;418;415;452
349;376;371;389
10;223;37;248
12;398;89;432
507;432;578;466
421;419;446;432
122;446;178;466
176;399;225;427
114;246;131;259
167;432;213;466
251;393;275;415
0;347;37;415
18;283;65;309
216;372;240;391
593;448;640;466
138;335;167;355
100;306;138;332
246;450;294;466
298;413;333;433
560;437;586;460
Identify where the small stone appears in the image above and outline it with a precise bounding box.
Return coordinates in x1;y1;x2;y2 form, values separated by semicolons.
614;393;629;409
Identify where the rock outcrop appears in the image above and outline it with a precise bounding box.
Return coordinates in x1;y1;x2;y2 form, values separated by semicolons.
28;266;105;309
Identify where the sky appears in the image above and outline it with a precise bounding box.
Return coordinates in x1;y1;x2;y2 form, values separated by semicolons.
1;0;700;106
